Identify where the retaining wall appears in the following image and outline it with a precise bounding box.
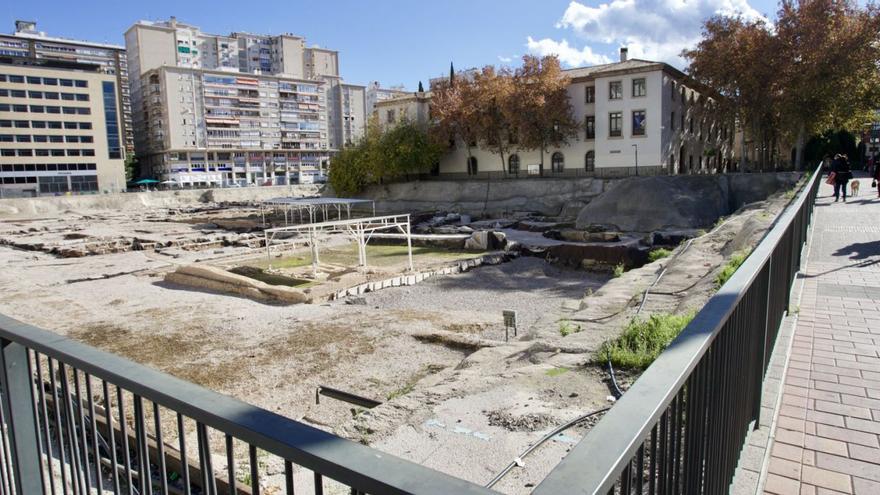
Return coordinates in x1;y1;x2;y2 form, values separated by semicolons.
0;184;321;219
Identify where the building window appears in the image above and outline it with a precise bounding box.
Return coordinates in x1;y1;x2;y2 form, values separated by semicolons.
632;110;646;136
102;81;122;159
551;152;564;173
670;111;675;131
508;154;520;174
467;156;478;175
585;86;595;103
609;112;622;137
671;82;676;101
609;81;622;100
585;151;595;172
689;117;693;134
386;109;396;124
632;78;646;97
585;116;595;139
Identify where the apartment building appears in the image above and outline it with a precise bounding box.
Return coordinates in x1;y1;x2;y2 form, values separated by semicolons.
1;21;134;155
0;57;126;196
365;81;408;117
125;18;366;186
438;49;734;177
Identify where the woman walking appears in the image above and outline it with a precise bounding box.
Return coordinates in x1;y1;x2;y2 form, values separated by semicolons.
832;155;853;202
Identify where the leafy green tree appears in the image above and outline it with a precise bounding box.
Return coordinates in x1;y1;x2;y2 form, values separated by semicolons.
124;153;140;182
328;117;441;195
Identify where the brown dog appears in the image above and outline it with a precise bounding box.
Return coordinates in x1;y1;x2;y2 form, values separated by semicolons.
852;180;860;196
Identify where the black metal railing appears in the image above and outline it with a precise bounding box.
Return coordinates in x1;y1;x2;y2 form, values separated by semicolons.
0;316;495;495
0;165;821;495
532;165;821;495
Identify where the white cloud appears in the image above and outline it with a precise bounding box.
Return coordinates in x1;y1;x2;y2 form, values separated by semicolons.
497;55;516;63
526;36;612;66
529;0;767;68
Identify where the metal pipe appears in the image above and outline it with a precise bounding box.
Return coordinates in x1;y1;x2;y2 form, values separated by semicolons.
315;386;382;409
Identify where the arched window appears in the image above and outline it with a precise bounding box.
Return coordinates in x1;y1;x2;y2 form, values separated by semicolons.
551;152;564;173
508;154;520;174
585;151;595;172
467;156;478;175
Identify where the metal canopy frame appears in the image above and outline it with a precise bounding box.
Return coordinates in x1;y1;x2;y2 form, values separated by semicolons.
259;197;376;227
264;214;413;277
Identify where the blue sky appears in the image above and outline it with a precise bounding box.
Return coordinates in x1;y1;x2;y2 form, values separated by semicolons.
2;0;781;90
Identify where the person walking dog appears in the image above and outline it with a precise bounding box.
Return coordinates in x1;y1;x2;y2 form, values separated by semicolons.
830;154;853;202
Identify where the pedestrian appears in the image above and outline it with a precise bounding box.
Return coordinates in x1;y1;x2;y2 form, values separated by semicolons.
873;157;880;199
832;155;853;202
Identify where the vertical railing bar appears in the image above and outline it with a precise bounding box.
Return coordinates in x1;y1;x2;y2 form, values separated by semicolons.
85;375;102;495
102;380;120;495
153;402;168;495
673;390;683;493
635;444;644;495
25;350;49;495
58;364;83;495
649;425;657;495
285;460;294;495
35;354;58;495
225;435;236;495
133;396;151;495
197;422;217;495
116;386;134;495
313;472;323;495
0;376;14;495
249;444;260;495
658;410;667;495
620;458;631;495
176;414;190;495
48;360;70;495
72;369;92;494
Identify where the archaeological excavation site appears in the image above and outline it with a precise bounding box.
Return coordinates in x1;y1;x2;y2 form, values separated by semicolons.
0;172;805;494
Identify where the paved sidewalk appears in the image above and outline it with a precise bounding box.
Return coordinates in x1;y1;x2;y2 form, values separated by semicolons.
763;174;880;495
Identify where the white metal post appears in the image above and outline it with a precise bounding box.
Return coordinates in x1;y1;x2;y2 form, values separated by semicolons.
406;216;414;271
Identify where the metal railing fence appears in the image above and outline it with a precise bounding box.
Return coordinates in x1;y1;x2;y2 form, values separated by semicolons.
0;166;821;495
0;315;495;495
532;165;822;495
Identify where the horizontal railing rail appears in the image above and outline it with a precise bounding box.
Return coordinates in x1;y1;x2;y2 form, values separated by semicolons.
0;314;497;494
532;165;821;495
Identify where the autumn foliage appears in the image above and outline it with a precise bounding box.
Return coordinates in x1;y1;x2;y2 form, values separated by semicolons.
431;55;579;174
684;0;880;169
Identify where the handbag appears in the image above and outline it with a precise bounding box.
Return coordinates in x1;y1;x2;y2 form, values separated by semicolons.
826;172;836;184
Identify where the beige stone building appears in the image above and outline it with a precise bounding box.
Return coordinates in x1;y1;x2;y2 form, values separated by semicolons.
125;18;366;186
373;91;431;131
397;50;735;178
0;58;126;196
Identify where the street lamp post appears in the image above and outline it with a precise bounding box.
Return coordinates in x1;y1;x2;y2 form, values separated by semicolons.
632;144;639;176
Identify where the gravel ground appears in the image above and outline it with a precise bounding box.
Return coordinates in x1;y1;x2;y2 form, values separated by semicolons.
357;256;604;335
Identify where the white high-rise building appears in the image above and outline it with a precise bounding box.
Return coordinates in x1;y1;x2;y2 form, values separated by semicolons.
125;18;366;186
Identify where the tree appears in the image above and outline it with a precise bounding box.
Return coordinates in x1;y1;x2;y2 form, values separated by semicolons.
124;153;140;182
328;117;441;195
471;66;515;171
684;16;781;171
417;81;424;93
775;0;880;169
508;55;579;174
430;74;481;167
685;1;880;171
